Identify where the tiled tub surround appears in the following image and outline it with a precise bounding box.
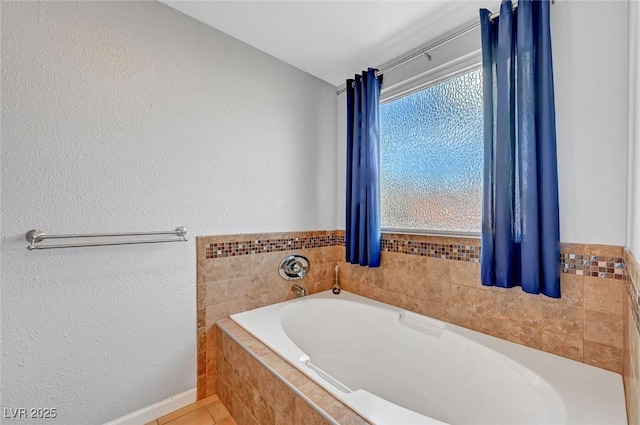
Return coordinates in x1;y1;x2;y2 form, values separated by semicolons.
197;230;629;400
623;248;640;425
216;318;369;425
340;237;627;374
196;231;343;399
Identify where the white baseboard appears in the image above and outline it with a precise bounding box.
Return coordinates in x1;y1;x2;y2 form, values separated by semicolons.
103;388;196;425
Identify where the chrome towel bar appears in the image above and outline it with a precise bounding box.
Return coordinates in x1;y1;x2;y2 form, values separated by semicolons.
25;226;187;250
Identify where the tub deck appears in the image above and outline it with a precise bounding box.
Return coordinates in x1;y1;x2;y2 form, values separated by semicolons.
216;317;370;425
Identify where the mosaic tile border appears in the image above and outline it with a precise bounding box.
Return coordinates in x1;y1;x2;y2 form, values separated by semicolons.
204;232;344;259
380;236;627;279
560;253;626;280
201;230;626;281
381;238;481;262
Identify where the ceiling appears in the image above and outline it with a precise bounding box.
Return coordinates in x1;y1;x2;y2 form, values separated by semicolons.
160;1;488;87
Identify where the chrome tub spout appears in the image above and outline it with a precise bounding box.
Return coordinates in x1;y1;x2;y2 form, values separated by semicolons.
291;284;306;297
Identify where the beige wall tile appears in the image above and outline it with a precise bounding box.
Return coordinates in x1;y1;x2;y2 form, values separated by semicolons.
325;403;370;425
299;381;339;410
559;274;585;306
475;289;507;319
584;277;624;314
206;348;216;376
357;283;375;299
205;373;216;398
405;255;429;279
625;247;640;286
255;393;275;425
381;251;407;268
477;283;508;294
224;233;258;243
242;383;260;423
332;245;345;263
624;289;640;425
585;244;623;258
506;322;542;349
197;350;206;376
428;280;451;305
197;375;206;400
204;277;252;306
197;328;206;353
246;340;273;358
450;260;480;287
542;331;584;362
473;315;507;339
372;287;408;309
542;301;584;339
198;258;230;283
448;286;477;329
205;299;253;325
206;326;216;351
314;261;336;281
379;255;408;290
560;242;587;256
229;255;252;278
408;279;429;301
405;296;428;316
251;251;289;276
584;341;623;373
584;310;623;349
197;308;205;329
423;301;450;322
279;366;312;389
262;353;292;373
266;373;296;419
506;289;542;327
383;274;411;296
294;398;330;425
197;284;206;307
427;257;450;282
300;247;328;265
274;413;293;425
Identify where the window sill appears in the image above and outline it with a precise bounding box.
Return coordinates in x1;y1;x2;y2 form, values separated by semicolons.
381;228;481;239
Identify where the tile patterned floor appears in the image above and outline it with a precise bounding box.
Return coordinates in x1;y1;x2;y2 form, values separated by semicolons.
145;395;237;425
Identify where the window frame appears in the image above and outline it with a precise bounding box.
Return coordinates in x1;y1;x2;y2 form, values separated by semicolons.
379;58;484;238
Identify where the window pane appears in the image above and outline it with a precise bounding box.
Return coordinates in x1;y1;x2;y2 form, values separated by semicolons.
380;69;483;232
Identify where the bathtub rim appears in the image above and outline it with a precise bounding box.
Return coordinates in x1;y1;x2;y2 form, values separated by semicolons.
230;289;628;425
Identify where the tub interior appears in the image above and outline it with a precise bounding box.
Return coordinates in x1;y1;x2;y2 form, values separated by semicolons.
231;290;627;425
281;298;562;425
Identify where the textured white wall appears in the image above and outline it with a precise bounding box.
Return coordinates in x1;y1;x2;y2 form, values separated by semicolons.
336;2;629;246
0;2;336;425
553;1;628;245
627;0;640;255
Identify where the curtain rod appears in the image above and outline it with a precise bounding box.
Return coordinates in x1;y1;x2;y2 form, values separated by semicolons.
336;0;545;96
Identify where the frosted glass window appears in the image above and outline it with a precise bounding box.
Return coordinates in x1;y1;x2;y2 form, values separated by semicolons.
380;69;483;233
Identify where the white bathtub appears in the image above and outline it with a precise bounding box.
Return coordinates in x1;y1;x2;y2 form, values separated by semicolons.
231;290;627;425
